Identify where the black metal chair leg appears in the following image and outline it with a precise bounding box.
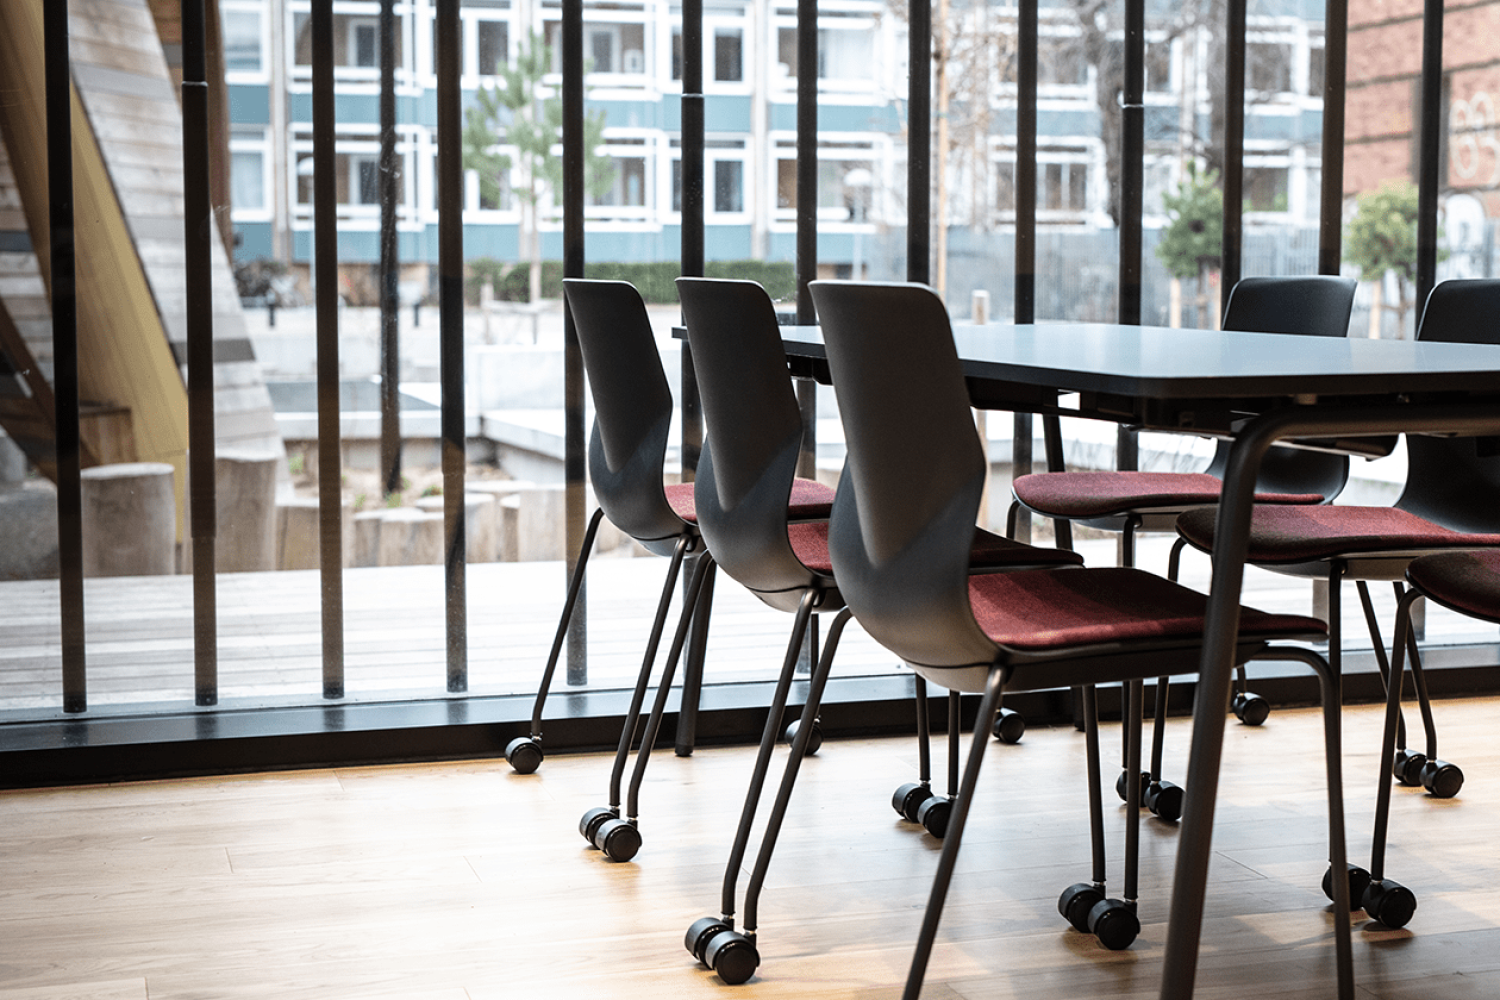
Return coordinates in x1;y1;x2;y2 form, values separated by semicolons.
902;669;1008;1000
894;676;937;825
505;507;606;772
675;557;717;757
579;542;708;863
623;554;718;821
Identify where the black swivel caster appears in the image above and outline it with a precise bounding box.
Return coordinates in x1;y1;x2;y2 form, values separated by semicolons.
684;917;759;984
1059;883;1106;933
1144;780;1184;822
893;781;934;822
992;707;1025;744
916;794;952;838
1322;863;1372;910
1393;748;1427;786
1420;758;1463;799
505;736;543;775
1362;878;1417;929
579;806;642;862
1231;691;1270;726
1087;897;1140;950
783;719;823;757
1115;770;1150;804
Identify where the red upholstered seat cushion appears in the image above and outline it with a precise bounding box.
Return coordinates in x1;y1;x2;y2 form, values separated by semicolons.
665;477;835;525
786;524;1082;576
1407;550;1500;625
967;567;1326;651
1012;471;1323;520
1176;505;1500;564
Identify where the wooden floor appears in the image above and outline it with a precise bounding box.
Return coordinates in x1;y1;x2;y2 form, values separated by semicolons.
4;533;1496;714
3;697;1498;999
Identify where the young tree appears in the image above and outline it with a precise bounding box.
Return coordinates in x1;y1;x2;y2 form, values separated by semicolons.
462;33;613;304
1154;164;1223;327
1344;181;1441;337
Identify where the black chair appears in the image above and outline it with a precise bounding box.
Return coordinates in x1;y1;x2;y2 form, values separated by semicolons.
514;279;835;862
676;277;1085;984
1177;278;1500;824
1010;276;1357;820
1354;547;1500;931
810;279;1351;998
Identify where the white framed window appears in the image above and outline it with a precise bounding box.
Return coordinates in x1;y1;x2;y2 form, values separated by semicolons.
771;133;884;225
542;2;651;84
665;5;752;95
221;1;267;79
229;127;271;221
291;127;416;226
990;140;1100;225
289;3;407;80
589;133;654;220
771;3;881;97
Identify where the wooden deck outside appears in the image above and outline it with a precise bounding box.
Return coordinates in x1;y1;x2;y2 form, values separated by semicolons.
2;535;1494;718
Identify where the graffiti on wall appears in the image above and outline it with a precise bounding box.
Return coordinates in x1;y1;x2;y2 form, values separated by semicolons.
1452;92;1500;189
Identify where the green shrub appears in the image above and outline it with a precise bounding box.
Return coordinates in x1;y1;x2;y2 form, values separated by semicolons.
465;258;796;304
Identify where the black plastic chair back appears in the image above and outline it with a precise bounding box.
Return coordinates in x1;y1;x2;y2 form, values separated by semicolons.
1201;275;1357;498
562;279;685;554
810;280;998;671
677;277;824;609
1398;278;1500;532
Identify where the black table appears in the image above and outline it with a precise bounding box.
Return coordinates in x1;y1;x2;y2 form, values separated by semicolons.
764;320;1500;999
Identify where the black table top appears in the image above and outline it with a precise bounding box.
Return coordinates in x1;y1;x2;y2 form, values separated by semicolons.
773;322;1500;432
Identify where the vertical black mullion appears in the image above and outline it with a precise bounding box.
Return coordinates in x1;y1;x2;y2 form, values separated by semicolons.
1318;0;1349;275
46;1;85;714
379;0;401;497
908;0;931;284
680;0;704;481
182;0;218;707
562;0;588;685
1120;0;1143;326
436;0;466;692
1012;0;1038;540
1222;0;1246;313
312;0;345;698
794;0;818;482
1415;0;1443;308
1115;0;1145;475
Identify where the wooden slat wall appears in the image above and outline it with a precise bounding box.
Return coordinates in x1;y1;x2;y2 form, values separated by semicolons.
69;0;286;479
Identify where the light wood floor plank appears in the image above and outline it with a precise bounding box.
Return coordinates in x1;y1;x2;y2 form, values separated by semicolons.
3;700;1500;998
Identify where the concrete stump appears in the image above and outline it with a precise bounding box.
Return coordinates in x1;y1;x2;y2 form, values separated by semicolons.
81;462;176;577
214;450;280;572
352;510;384;567
378;507;444;566
277;497;354;570
416;492;499;563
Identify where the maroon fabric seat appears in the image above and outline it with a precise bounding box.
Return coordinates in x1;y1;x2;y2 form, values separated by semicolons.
664;476;835;525
1012;470;1322;520
1176;504;1500;565
787;522;1087;576
1406;550;1500;625
967;566;1325;651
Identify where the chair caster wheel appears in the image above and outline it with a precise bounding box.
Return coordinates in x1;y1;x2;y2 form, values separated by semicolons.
1231;691;1270;726
579;806;641;862
1144;780;1184;822
783;719;823;757
686;916;732;963
1362;878;1417;929
704;929;759;985
916;794;952;838
1322;863;1371;909
1058;883;1106;933
1115;769;1150;804
1393;748;1427;786
892;781;934;823
1087;897;1140;950
1420;758;1463;799
992;707;1025;744
505;736;543;775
